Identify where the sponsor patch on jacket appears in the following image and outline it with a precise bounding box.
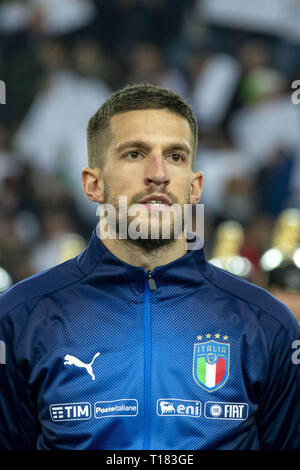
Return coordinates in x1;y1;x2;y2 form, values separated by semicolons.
193;338;230;392
94;399;138;418
205;402;249;420
50;402;91;421
157;399;201;417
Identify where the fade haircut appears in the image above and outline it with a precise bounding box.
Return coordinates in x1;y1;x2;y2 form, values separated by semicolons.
87;83;198;169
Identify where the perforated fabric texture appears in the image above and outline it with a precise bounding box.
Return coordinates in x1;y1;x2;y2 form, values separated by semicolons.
0;229;299;450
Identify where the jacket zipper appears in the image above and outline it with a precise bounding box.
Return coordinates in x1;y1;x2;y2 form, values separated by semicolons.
143;270;157;450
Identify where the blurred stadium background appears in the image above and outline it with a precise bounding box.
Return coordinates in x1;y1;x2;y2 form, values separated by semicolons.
0;0;300;320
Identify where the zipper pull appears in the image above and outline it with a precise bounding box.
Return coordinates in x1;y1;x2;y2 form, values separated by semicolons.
146;270;157;291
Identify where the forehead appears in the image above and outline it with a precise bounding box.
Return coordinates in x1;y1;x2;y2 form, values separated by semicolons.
109;109;192;147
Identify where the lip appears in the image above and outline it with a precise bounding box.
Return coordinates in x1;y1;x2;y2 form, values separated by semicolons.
139;194;172;206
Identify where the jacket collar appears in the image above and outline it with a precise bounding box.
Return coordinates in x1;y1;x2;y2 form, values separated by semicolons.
76;227;212;286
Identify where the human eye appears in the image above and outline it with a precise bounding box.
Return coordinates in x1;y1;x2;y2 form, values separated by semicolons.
124;151;143;160
167;153;184;163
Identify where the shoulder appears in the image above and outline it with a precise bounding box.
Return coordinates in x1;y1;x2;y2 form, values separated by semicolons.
0;256;83;322
205;262;300;339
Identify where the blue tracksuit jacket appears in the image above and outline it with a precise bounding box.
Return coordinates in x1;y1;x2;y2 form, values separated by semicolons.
0;228;299;450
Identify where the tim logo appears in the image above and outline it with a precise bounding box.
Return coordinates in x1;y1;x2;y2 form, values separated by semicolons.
50;402;91;422
157;399;201;418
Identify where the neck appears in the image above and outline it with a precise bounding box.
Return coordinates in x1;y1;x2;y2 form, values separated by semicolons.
101;235;188;272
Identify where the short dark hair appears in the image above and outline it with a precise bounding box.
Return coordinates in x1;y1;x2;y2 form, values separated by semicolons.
87;83;198;169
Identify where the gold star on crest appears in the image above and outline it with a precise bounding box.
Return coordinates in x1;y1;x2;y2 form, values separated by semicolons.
215;333;221;339
197;335;203;341
223;335;229;341
206;333;211;338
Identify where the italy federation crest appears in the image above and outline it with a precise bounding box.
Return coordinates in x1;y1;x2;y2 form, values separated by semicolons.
193;340;230;392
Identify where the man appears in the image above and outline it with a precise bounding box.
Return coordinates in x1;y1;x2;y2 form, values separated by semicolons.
0;84;299;450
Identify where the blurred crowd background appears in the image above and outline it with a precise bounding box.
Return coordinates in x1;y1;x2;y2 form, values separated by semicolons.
0;0;300;319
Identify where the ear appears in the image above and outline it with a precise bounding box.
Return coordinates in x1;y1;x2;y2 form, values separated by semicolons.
81;167;104;203
190;171;203;204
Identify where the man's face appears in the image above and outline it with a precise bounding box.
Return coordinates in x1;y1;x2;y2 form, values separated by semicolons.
98;109;202;249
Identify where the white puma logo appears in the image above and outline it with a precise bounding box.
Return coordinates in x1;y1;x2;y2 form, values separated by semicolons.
64;352;100;381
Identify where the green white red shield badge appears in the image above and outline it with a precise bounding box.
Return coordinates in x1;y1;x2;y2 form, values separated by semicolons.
193;340;230;392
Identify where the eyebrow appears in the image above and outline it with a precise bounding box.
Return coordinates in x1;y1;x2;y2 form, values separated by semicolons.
115;140;192;156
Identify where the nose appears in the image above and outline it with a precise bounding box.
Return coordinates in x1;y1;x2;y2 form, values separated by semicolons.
144;152;170;187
